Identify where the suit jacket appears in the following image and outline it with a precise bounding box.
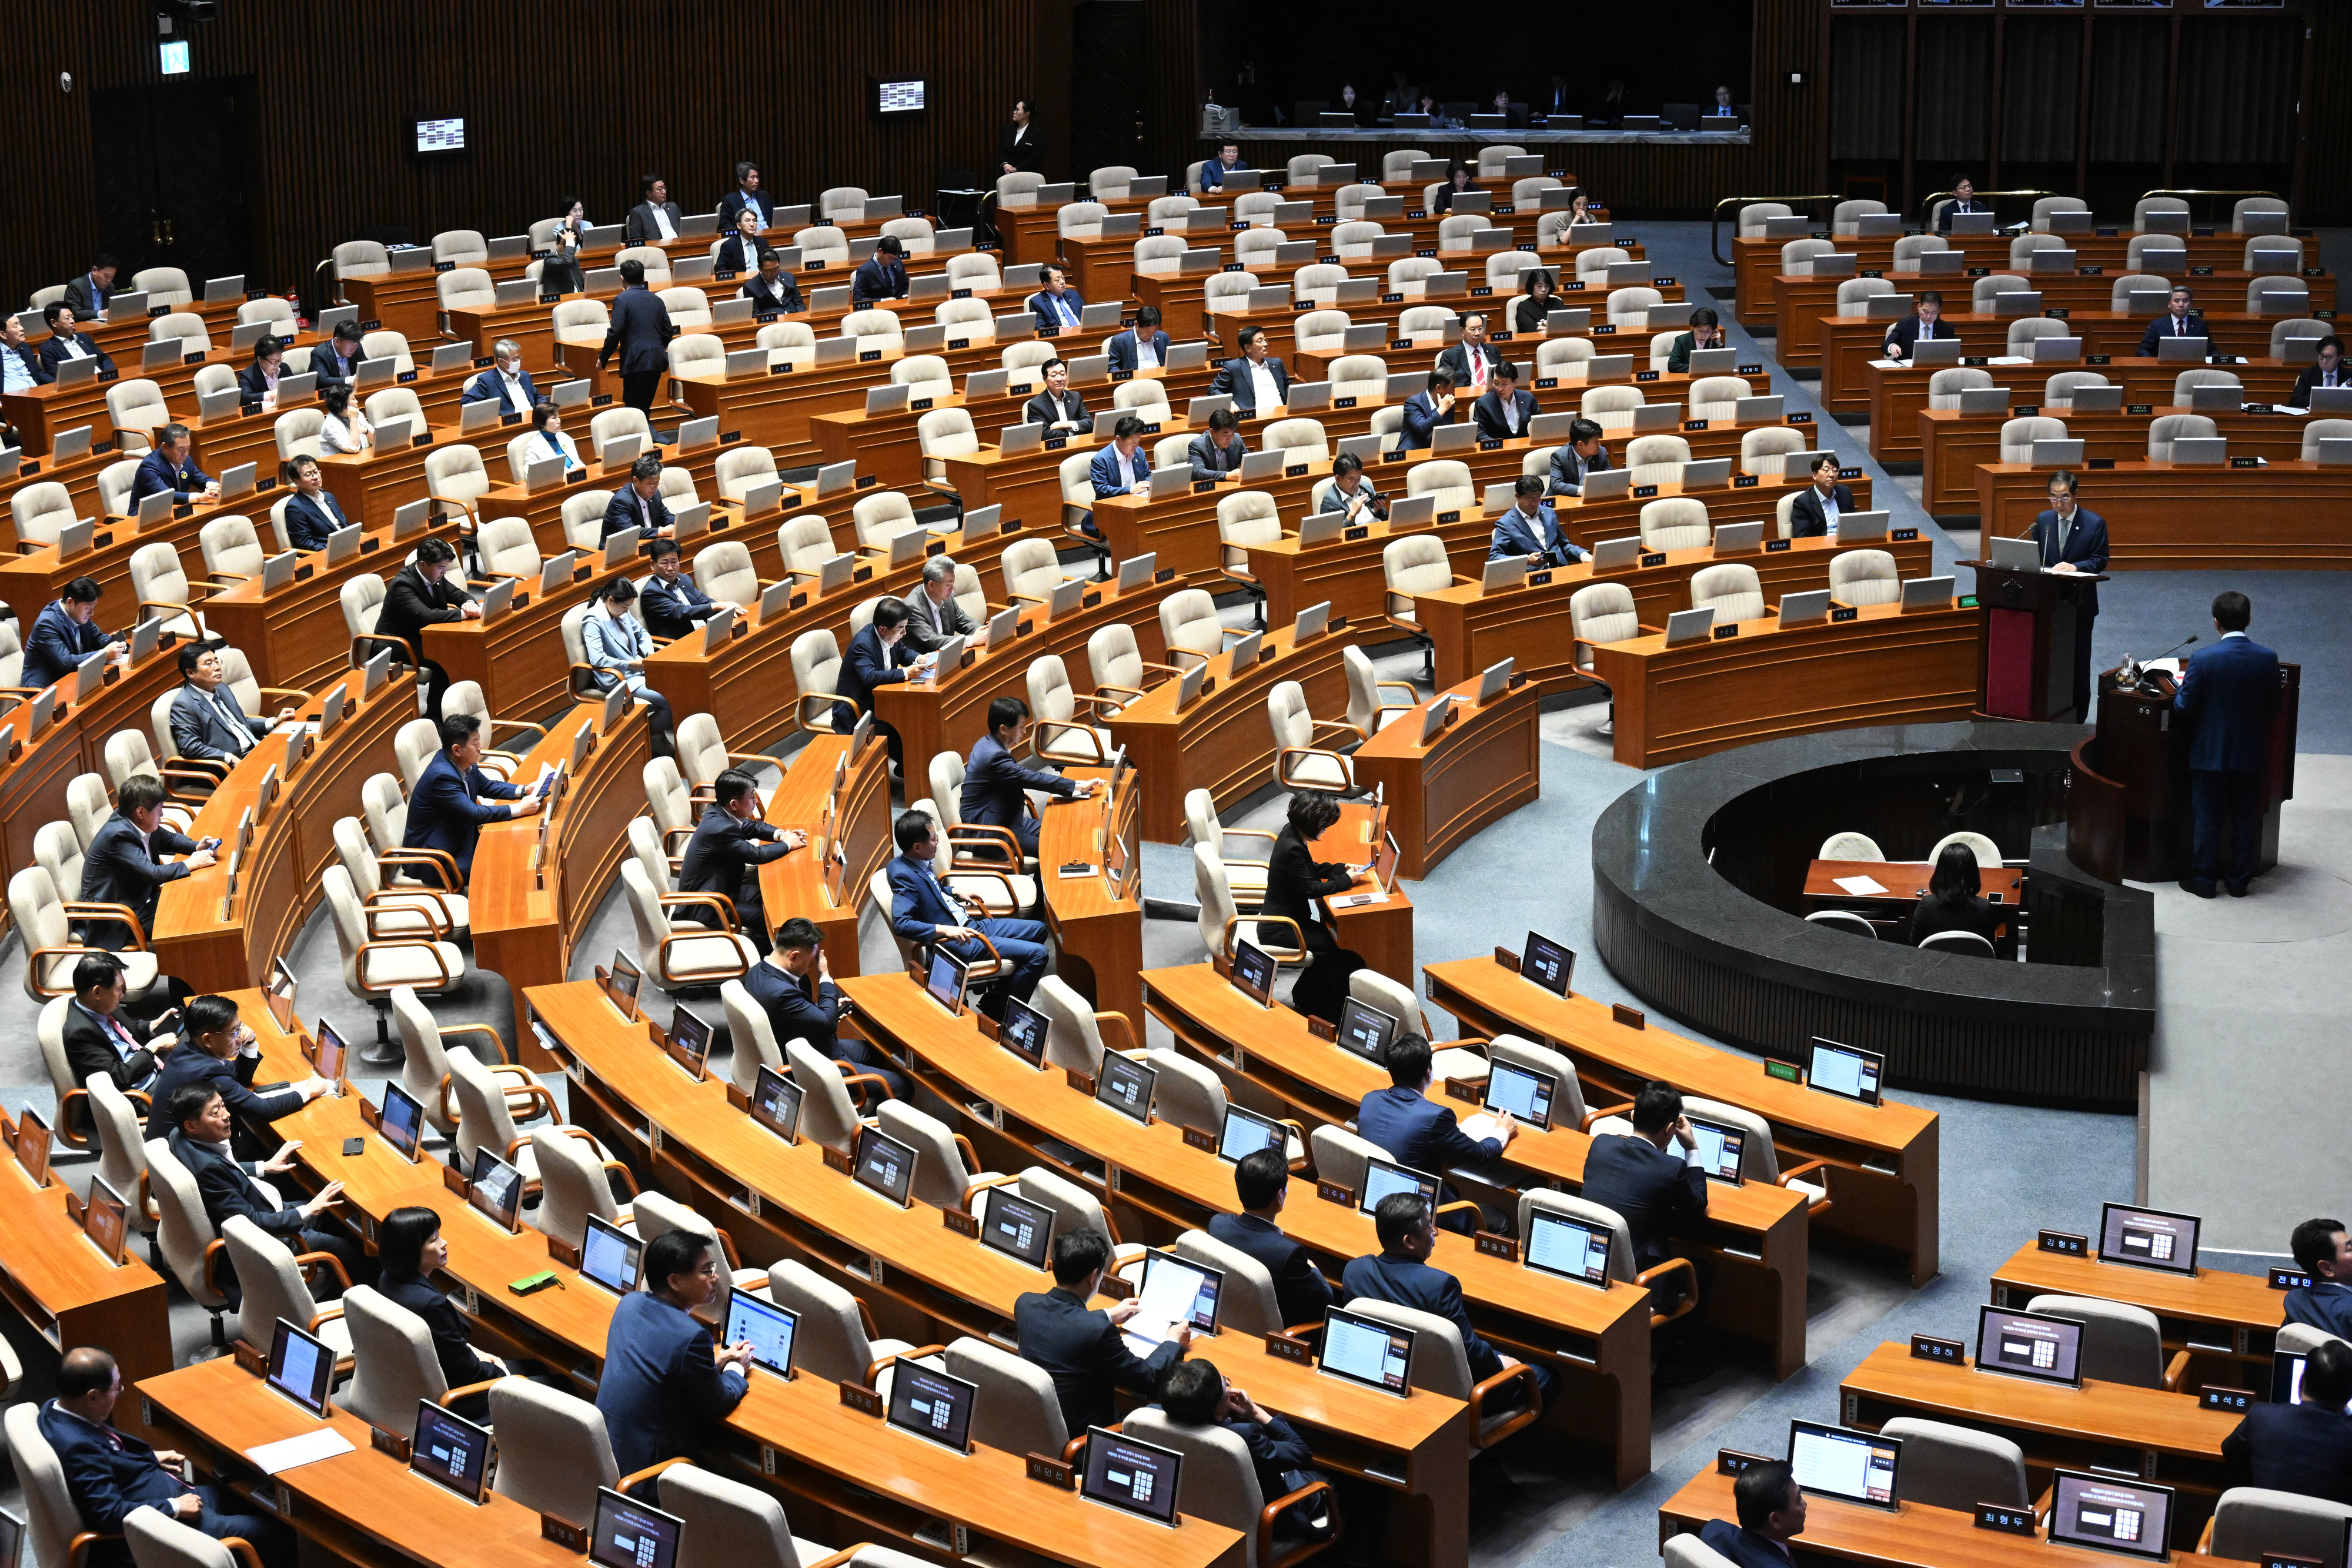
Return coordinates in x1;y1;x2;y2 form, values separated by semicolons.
679;805;792;915
39;333;116;379
1024;388;1089;429
308;342;361;389
599;285;675;375
1935;199;1987;236
375;564;472;664
283;489;351;552
1881;314;1957;359
740;274;803;316
2030;505;2107;617
602;483;673;543
167;1129;308;1301
1210;355;1290;417
1357;1084;1502;1182
720;189;775;230
1515;296;1556;335
1260;826;1349;956
741;955;845;1050
904;587;978;654
886;852;967;949
1906;894;2004;946
1198;160;1246;190
169;681;269;763
1207;1212;1333;1330
1028;288;1087;335
962;732;1075;830
624;199;685;245
2287;1282;2352;1340
1400;390;1455;452
131;448;211;504
1699;1521;1799;1568
62;1001;164;1094
402;748;523;877
1578;1132;1707;1268
381;1271;505;1391
999;122;1043;174
850;258;908;310
61;274;111;319
2138;312;2211;357
1339;1251;1504;1380
1013;1285;1183;1439
2;341;51;387
2175;633;2279;773
1435;342;1497;392
37;1403;195;1534
1089;443;1152;498
1545;440;1612;496
595;1291;749;1475
640;571;717;640
1319;479;1386;519
1183;430;1244;480
1105;329;1171;373
234;362;279;412
1666;331;1724;375
22;599;112;689
81;813;197;950
1472;387;1538;442
459;367;540;413
840;624;914;721
142;1048;300;1139
2224;1400;2352;1506
1787;483;1855;540
1489;503;1585;566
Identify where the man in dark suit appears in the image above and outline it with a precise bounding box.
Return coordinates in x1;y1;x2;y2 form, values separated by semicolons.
1210;326;1291;418
2173;589;2279;897
41;1346;295;1568
744;918;907;1095
308;320;365;389
1088;416;1154;514
1208;1148;1334;1330
1198;142;1246;192
404;714;540;882
38;305;116;379
1401;371;1460;452
22;576;123;690
1028;263;1085;335
1435;314;1496;398
81;776;214;952
1935;175;1984;235
1320;453;1387;520
1155;1359;1332;1540
1490;476;1588;568
170;643;290;766
887;808;1050;1002
1023;358;1090;432
1579;1082;1710;1329
1015;1229;1188;1439
1356;1035;1516;1233
624;173;684;245
459;339;539;414
1700;1460;1809;1568
2287;1219;2352;1340
60;256;118;320
164;1079;365;1307
1880;292;1957;361
2032;469;2108;722
740;250;803;317
964;696;1100;860
375;537;476;717
719;162;775;232
235;337;287;413
1472;359;1538;442
598;258;676;413
1667;307;1725;375
1786;454;1855;539
1187;407;1248;479
2138;286;2210;357
1545;418;1613;496
642;536;729;639
142;992;326;1146
594;1231;752;1476
1106;305;1171;373
838;598;930;769
906;554;980;654
131;424;215;507
603;453;675;543
850;235;911;310
2292;336;2347;406
2223;1338;2352;1502
679;769;803;949
61;954;171;1095
1342;1192;1555;1407
280;455;351;551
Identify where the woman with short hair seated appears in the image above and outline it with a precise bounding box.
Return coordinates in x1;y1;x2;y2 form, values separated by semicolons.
378;1205;536;1419
1905;842;2003;948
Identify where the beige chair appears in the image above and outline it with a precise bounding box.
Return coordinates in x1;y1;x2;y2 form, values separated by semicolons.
763;1259;923;1389
1578;382;1642;430
792;228;849;266
2233;196;2291;232
1740;427;1808;477
1569;582;1640;734
1195;845;1306;974
2007;317;2072;356
1122;1405;1339;1568
1736;203;1792;236
1025;656;1114;765
2022;1293;2190;1389
1688;376;1752;423
1381;534;1452;675
2148;413;2217;462
128;542;207;638
1779;239;1837;278
2132;196;2191;233
486;1378;639;1520
1518;1188;1698;1328
1606;286;1661;329
1971;273;2030;312
943;1337;1068;1462
2009;233;2069;269
2126;236;2187;275
1879;1417;2029;1511
2043;370;2110;410
1829;549;1900;607
529;1122;638;1249
2301;419;2352;461
2105;273;2171;314
222;1215;353;1362
1998;416;2069;463
1689;563;1764;623
619;859;756;992
1267;680;1355;793
1625;434;1692;487
1930;830;2004;868
1892;234;1950;268
1343;1296;1542;1452
1819;831;1885;860
342;1284;493;1435
1639;497;1710;552
659;1462;841;1568
1831;199;1887;236
2249;276;2311;316
1158;587;1235;673
2206;1490;2352;1568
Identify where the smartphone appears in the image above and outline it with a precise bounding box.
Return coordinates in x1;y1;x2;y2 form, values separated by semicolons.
342;1137;365;1156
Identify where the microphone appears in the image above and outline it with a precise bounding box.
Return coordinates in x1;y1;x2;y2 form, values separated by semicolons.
2147;633;2200;664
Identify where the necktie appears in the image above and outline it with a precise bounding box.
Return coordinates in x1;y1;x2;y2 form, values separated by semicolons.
1471;347;1485;383
2174;316;2183;336
209;691;252;754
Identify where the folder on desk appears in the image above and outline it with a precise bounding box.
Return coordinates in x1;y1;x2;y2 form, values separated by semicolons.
701;609;736;653
458;399;501;435
1837;509;1889;540
1911;337;1964;366
1664;607;1714;646
2031;336;2082;362
478;578;514;621
739;477;783;517
261;551;298;591
998;423;1043;455
198;386;241;421
671;501;710;541
1581;468;1633;500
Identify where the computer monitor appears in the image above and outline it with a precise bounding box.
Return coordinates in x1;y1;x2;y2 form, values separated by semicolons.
379;1082;426;1161
1358;1156;1440;1216
978;1185;1055;1269
2047;1471;2173;1562
10;1107;48;1188
853;1124;917;1206
723;1287;800;1377
2097;1203;2200;1275
1000;995;1050;1066
1318;1307;1415;1396
749;1065;804;1144
1333;997;1398;1064
1524;1209;1613;1288
924;946;968;1015
579;1212;644;1295
1230;938;1276;1006
410;1401;493;1503
1521;932;1574;995
1975;1303;2086;1388
606;950;642;1019
1080;1427;1185;1524
1808;1038;1883;1105
1481;1060;1556;1131
1685;1113;1747;1185
1095;1052;1156;1122
1788;1420;1902;1508
887;1363;979;1452
265;958;298;1035
1121;1249;1223;1358
266;1316;336;1416
589;1487;684;1568
468;1148;524;1232
1217;1104;1286;1164
82;1175;129;1264
666;1005;711;1081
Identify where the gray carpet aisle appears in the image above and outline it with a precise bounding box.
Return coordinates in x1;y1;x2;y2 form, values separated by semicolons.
0;220;2342;1568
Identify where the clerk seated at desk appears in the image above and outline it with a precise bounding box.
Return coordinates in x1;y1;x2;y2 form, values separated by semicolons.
2293;337;2349;406
41;1346;296;1568
1491;475;1588;568
581;578;677;758
1903;842;2004;948
1084;414;1152;539
1023;357;1090;433
1028;263;1085;336
1210;325;1291;419
2138;286;2210;357
377;1206;539;1422
171;643;294;766
522;400;585;474
640;536;733;640
1342;1192;1555;1409
2223;1337;2352;1504
1016;1229;1189;1439
1786;453;1852;539
1544;418;1612;496
594;1230;753;1477
2286;1219;2352;1340
1208;1148;1335;1330
131;424;217;507
279;455;353;551
851;236;911;310
61;954;172;1095
1580;1083;1710;1365
1357;1034;1516;1233
1106;305;1170;373
888;807;1050;1007
1400;371;1459;453
1472;360;1539;443
460;339;539;414
1880;292;1956;362
603;453;674;544
746;917;907;1098
235;337;286;414
37;303;116;380
740;249;804;317
1188;406;1248;480
403;714;541;883
308;319;365;389
22;574;125;690
1320;452;1387;520
81;776;216;958
679;768;804;952
142;993;329;1152
963;695;1101;860
1668;307;1723;375
906;554;981;654
164;1080;369;1306
1700;1459;1809;1568
837;597;931;772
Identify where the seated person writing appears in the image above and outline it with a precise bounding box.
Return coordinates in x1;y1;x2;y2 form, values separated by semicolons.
1015;1229;1188;1439
679;768;804;952
1319;453;1387;520
163;1081;368;1308
22;576;125;690
1880;293;1955;361
593;1231;753;1475
906;554;981;654
887;808;1049;1007
1491;475;1588;568
744;917;906;1097
1356;1033;1515;1233
1342;1192;1554;1407
1106;305;1170;373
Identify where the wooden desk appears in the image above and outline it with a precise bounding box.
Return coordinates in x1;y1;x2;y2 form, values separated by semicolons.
1868;357;2309;467
1806;858;2025;905
1916;406;2323;515
1035;764;1147;1034
996;195;1158;269
1989;1242;2285;1383
1347;677;1539;880
1587;600;1981;769
670;337;1032;467
755;734;894;971
151;666;412;993
1143;962;1810;1382
1422;953;1940;1286
1974;459;2352;562
0;449;122;544
1305;800;1417;988
317;424;450;531
423;557;631;721
202;516;464;697
4;363;201;457
0;1156;171;1440
1819;314;2290;416
0;494;256;631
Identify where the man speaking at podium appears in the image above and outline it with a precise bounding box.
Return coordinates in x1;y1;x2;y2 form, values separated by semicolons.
2031;471;2107;722
2172;590;2278;900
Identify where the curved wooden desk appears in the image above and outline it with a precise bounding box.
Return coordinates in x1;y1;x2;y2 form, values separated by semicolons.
754;732;897;977
0;449;119;544
1819;314;2298;415
203;514;465;696
0;493;256;631
1348;676;1540;881
1871;355;2309;467
0;1141;170;1440
1975;459;2352;562
1989;1241;2283;1388
1037;764;1146;1025
1918;405;2326;517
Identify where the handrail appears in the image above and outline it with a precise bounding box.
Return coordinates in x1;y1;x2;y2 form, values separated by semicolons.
1709;193;1839;266
1916;188;2059;229
2138;188;2286;227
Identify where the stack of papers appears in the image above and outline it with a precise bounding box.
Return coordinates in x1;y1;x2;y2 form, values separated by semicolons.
1832;874;1889;896
244;1428;353;1475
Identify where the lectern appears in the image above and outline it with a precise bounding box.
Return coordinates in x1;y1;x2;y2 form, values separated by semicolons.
1966;560;2104;723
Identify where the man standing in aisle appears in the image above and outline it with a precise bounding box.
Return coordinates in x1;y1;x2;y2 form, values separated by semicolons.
2172;590;2278;899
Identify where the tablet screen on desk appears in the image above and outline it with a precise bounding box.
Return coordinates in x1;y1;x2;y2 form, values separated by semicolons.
1095;1052;1156;1122
606;951;642;1021
1788;1419;1900;1508
1685;1115;1746;1185
1318;1307;1415;1396
1217;1104;1285;1163
579;1213;643;1295
267;1316;335;1416
1481;1060;1556;1131
314;1020;346;1084
722;1288;799;1377
666;1005;711;1081
410;1401;492;1503
1525;1210;1612;1288
379;1082;425;1161
924;947;968;1015
1807;1038;1882;1105
979;1186;1054;1269
1080;1427;1185;1524
749;1065;803;1144
1975;1303;2084;1387
1230;938;1276;1007
82;1175;128;1264
12;1106;50;1188
853;1125;917;1206
1334;997;1397;1065
1358;1156;1439;1216
2098;1203;2200;1275
1520;932;1573;996
0;1506;24;1568
999;995;1050;1067
887;1363;978;1452
266;959;298;1036
589;1487;684;1568
468;1148;524;1232
2048;1471;2172;1562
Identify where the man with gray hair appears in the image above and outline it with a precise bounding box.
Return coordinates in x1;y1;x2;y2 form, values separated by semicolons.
602;452;673;543
906;553;982;653
460;337;539;414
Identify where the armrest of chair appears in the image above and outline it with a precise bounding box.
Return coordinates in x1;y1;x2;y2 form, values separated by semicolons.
1223;914;1302;961
254;684;312;709
355;937;456;994
363;893;452;940
600;1159;640;1198
351;632;414;668
947;823;1024;868
1033;718;1110;763
616;1456;694;1495
440;1022;512;1066
1635;1256;1698;1328
658;891;740;932
1218;826;1281;858
798;1549;870;1568
794;691;845;731
55;1088;92;1149
427;493;482;533
1259;1477;1340;1568
1778;1158;1836;1214
656;928;750;982
1468;1361;1543;1445
1308;718;1360;747
378;845;464;891
1164;646;1211;671
207;570;253;587
1434;1199;1483;1228
2196;1515;2213;1555
943;869;1022;917
202;1237;229;1300
1275;745;1351;791
833;1069;897;1106
62;902;149;950
437;1377;505;1409
1097;1009;1142;1059
1061;1431;1096;1465
158;761;225;794
866;1343;951;1388
296;1252;355;1294
216;1540;266;1568
1579;1102;1636;1132
2163;1349;2193;1393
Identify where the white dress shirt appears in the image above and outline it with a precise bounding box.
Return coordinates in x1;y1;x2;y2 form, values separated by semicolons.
2;350;34;393
1248;361;1284;414
1132;333;1160;369
322;411;372;453
653;206;677;241
1816;484;1841;533
56;335;89;362
1460;344;1488;389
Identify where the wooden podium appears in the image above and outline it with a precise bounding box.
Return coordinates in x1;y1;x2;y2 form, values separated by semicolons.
2067;661;2300;883
1965;559;2105;723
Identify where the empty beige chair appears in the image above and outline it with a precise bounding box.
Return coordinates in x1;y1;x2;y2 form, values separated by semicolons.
363;386;423;430
2106;273;2171;313
2023;1293;2188;1389
1000;536;1066;604
1892;234;1950;268
1262;417;1329;462
430;228;488;266
1292;309;1350;357
1132;235;1187;276
1877;1417;2027;1511
1819;831;1885;861
1196;845;1306;974
105;379;170;448
791;226;850;266
1625;434;1691;487
2233;196;2290;232
931;300;992;346
1735;202;1792;236
694;541;763;610
2126;235;2187;274
222;1215;353;1361
658;286;713;331
918;407;978;494
1112;379;1171;419
840;309;904;353
1831;198;1887;236
1577;380;1641;430
273;407;325;462
1520;1187;1698;1328
341;1286;476;1434
658;1463;841;1568
529;1123;637;1249
2009;233;2070;269
123;1505;263;1568
2173;368;2241;404
764;1258;920;1390
818;185;870;222
1184;787;1274;912
1830;549;1900;607
553;298;609;353
1267;680;1354;793
1639;497;1710;552
713;443;781;503
1204;270;1261;313
620;859;756;992
487;1378;633;1519
2148;413;2217;461
129;542;206;638
1025;655;1112;764
1689;563;1764;622
12;481;77;549
1779;239;1837;278
667;333;725;379
1284;153;1335;186
756;319;816;367
1972;273;2030;312
1999;416;2069;463
198;515;268;585
1053;202;1107;240
1569;582;1639;730
1387;256;1444;297
2007;317;2072;356
945;252;1001;293
2043;370;2110;409
148;312;211;357
94;459;144;520
333;239;390;279
876;1099;1005;1211
2133;196;2191;233
1331;222;1385;262
2246;235;2304;272
1740;426;1808;477
1158;587;1234;671
2250;276;2310;315
436;268;495;312
943;1337;1068;1462
1606;286;1661;329
424;444;493;533
1382;533;1452;667
1836;278;1896;319
2209;1490;2352;1568
1405;457;1476;519
1326;353;1388;403
1289;260;1348;303
1396;304;1457;343
2302;419;2352;460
